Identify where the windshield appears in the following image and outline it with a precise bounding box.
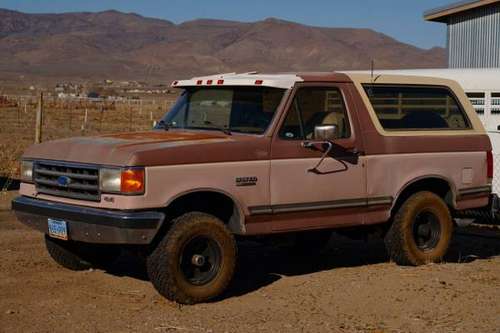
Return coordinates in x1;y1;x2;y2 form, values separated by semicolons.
156;86;286;134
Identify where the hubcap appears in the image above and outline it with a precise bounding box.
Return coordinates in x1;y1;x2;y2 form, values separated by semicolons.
412;210;441;251
191;254;206;267
179;236;222;286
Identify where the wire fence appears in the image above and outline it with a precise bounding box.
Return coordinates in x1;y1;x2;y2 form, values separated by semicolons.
0;95;176;181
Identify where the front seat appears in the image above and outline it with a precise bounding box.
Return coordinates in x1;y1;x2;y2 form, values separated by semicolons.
320;112;346;138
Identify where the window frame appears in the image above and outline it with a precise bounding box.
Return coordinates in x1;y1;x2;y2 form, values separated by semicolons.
361;83;473;132
277;85;353;141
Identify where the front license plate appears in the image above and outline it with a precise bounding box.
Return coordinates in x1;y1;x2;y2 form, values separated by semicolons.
48;218;68;240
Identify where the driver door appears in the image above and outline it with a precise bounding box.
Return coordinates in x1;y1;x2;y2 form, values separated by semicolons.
269;83;367;231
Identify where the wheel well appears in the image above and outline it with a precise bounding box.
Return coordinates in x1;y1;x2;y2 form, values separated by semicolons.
147;191;242;253
392;177;454;215
164;191;241;232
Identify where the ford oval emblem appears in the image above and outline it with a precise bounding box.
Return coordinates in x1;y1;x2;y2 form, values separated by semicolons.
57;176;72;187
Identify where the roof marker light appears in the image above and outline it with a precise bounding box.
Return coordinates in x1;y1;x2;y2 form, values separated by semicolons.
207;80;213;85
255;80;263;85
217;79;224;85
196;80;203;85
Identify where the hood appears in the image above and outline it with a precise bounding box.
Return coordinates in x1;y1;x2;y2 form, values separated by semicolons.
23;130;270;166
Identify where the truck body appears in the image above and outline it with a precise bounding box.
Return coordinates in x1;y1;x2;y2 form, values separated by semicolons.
12;71;493;304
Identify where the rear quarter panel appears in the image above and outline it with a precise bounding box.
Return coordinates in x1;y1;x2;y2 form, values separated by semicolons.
366;151;488;214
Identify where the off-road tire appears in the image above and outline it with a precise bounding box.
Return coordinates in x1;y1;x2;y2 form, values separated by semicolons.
146;212;237;304
384;191;453;266
45;235;120;271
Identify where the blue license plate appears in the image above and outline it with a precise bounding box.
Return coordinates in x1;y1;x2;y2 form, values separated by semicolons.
48;218;68;240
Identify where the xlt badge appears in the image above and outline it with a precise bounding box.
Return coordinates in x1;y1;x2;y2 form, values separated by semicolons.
236;176;258;187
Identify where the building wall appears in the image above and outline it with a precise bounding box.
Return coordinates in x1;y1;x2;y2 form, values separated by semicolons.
447;3;500;68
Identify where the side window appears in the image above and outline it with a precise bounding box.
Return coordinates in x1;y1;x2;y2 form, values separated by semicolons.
363;85;471;130
279;87;351;140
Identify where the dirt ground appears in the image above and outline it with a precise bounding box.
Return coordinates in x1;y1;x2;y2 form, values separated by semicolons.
0;191;499;333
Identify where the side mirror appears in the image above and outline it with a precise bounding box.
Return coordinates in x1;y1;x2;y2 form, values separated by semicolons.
314;124;338;141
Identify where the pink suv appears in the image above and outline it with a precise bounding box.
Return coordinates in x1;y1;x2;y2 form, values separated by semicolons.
13;72;492;304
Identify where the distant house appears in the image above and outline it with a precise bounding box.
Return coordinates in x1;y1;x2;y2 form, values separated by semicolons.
424;0;500;68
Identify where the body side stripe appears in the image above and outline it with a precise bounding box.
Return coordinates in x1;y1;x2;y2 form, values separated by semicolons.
248;196;392;215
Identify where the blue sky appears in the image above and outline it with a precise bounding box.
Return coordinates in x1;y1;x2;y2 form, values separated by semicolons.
1;0;452;49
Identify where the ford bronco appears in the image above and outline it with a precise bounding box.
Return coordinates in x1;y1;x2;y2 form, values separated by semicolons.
12;72;493;304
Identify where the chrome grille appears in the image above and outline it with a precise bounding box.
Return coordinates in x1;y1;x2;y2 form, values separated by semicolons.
34;161;100;201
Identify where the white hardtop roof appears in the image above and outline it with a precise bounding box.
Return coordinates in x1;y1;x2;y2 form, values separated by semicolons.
172;72;303;89
347;68;500;91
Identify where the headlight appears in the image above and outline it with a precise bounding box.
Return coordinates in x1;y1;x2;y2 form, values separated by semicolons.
100;167;145;195
20;160;34;183
100;168;121;193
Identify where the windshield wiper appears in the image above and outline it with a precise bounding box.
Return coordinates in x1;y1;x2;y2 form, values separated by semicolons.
187;126;232;135
156;119;171;131
204;127;232;135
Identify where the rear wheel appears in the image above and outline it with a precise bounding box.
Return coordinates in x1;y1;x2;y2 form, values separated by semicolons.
146;212;236;304
45;235;120;271
384;191;453;266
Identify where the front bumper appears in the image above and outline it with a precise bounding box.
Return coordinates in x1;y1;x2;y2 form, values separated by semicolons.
12;196;165;244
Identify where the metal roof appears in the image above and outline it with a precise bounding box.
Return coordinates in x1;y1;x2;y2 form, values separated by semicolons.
424;0;500;22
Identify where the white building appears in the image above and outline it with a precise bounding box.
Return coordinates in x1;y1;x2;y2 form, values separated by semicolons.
424;0;500;68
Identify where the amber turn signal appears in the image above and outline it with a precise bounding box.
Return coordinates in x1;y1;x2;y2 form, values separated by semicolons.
120;168;145;194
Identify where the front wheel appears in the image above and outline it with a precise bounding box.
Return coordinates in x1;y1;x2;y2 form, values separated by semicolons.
146;212;236;304
384;191;453;266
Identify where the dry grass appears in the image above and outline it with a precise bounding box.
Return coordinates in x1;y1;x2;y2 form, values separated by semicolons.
0;96;176;178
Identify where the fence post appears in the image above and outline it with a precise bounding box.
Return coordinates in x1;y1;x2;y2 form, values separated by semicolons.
17;104;21;128
35;92;43;144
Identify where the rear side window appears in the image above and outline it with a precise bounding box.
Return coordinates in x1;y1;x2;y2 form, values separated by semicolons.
363;85;471;131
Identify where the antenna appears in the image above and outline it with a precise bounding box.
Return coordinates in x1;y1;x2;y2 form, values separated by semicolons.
369;59;381;86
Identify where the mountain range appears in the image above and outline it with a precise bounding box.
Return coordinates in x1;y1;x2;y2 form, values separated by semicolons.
0;9;446;83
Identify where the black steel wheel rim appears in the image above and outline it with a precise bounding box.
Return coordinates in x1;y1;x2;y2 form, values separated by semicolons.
179;236;222;286
412;210;441;251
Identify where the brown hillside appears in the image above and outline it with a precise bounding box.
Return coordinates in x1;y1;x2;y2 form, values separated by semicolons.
0;9;446;83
